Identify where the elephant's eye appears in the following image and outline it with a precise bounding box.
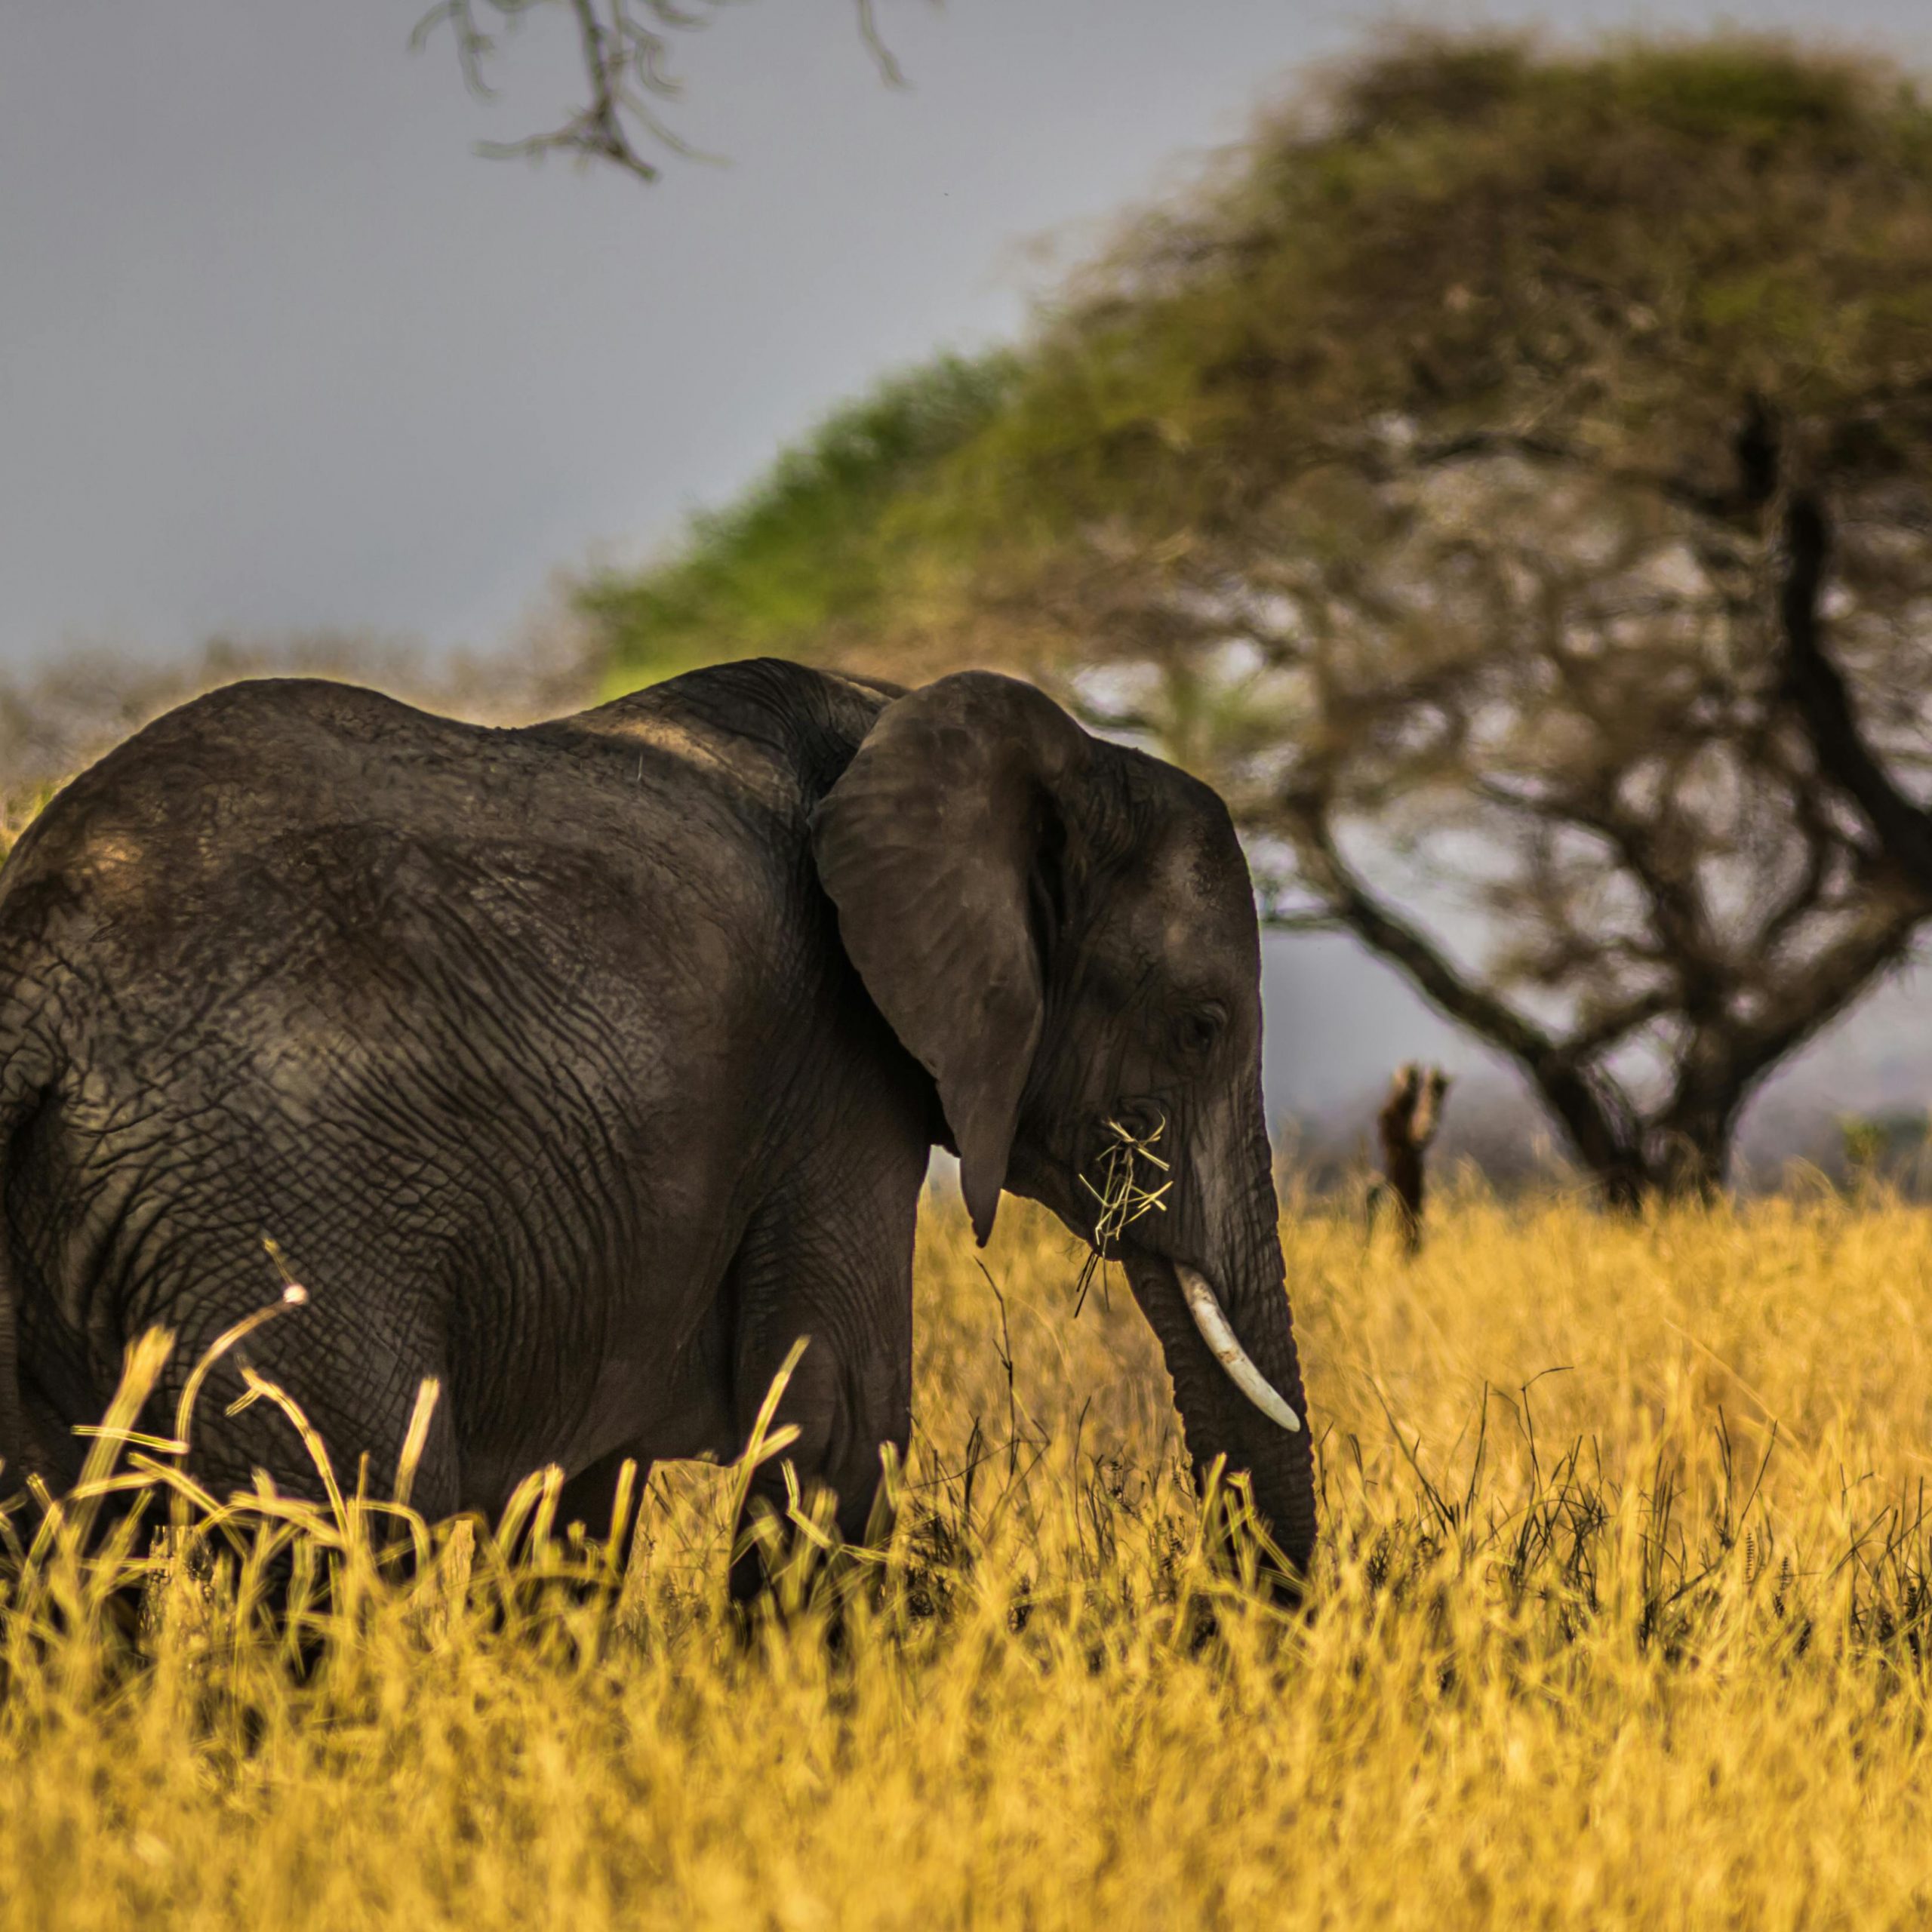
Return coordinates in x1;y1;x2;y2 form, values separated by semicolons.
1175;1005;1224;1063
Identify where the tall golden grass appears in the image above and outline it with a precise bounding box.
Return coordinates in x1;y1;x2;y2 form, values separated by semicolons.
3;1186;1930;1930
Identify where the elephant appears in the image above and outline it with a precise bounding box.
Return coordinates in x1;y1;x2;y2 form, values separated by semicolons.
0;659;1315;1596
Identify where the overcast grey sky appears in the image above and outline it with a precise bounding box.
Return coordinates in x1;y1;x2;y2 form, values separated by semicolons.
6;0;1932;1139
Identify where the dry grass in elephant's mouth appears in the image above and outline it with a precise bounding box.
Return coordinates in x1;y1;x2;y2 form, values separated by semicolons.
1072;1114;1171;1309
5;1189;1932;1930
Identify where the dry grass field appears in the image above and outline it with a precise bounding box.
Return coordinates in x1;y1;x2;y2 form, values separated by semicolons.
4;1186;1931;1930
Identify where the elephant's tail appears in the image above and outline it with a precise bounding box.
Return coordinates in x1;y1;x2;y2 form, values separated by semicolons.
0;1179;21;1511
0;924;63;1515
0;1073;45;1513
0;1120;26;1506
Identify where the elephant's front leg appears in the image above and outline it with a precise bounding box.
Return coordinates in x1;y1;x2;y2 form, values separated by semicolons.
724;1140;922;1616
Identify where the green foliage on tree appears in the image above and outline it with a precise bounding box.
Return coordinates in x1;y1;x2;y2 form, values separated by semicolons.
583;32;1932;1199
586;352;1014;690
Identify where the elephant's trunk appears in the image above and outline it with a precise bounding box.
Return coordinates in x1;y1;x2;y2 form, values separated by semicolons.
1122;1112;1316;1590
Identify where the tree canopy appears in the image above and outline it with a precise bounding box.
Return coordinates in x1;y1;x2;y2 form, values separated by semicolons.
590;32;1932;1198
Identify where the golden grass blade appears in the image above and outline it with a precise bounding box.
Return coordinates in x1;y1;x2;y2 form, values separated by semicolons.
602;1457;639;1579
494;1467;554;1555
527;1464;564;1557
171;1281;309;1452
224;1367;349;1542
392;1377;442;1512
68;1426;191;1456
51;1327;176;1558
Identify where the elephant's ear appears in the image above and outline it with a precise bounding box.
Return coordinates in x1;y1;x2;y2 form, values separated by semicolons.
811;672;1086;1244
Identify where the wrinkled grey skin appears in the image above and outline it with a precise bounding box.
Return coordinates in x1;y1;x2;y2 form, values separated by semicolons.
0;660;1315;1592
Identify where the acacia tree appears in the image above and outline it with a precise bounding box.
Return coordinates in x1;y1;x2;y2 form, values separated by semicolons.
591;35;1932;1198
917;35;1932;1199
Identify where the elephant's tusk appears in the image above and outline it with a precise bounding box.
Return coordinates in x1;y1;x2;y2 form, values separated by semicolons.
1176;1265;1302;1433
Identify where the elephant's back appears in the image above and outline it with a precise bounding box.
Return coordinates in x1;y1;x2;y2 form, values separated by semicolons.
0;675;802;1146
1;679;528;938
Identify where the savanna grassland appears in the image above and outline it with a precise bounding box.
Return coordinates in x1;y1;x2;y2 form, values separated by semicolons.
4;1187;1932;1930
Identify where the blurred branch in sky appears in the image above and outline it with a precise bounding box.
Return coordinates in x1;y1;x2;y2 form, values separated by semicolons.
412;0;920;184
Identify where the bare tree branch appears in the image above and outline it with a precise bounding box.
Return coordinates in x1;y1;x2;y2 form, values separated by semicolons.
1779;491;1932;891
855;0;912;88
415;0;913;183
1281;793;1653;1199
1565;989;1675;1060
1398;429;1740;521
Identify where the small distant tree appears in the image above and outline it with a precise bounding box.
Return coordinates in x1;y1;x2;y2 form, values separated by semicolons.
1375;1063;1451;1252
1835;1109;1930;1189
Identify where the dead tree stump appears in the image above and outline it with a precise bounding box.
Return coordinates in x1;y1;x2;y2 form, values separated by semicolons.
1374;1063;1451;1254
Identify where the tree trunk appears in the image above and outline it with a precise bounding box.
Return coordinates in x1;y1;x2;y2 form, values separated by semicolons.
1517;1054;1746;1207
1648;1115;1737;1201
1514;1051;1653;1208
1780;492;1932;891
